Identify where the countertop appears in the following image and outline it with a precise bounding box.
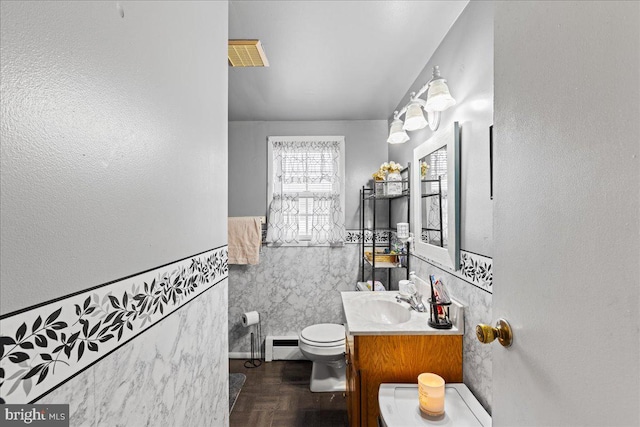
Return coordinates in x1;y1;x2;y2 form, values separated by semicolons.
341;291;464;336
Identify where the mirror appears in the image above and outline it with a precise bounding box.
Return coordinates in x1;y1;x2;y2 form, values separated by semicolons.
412;122;460;270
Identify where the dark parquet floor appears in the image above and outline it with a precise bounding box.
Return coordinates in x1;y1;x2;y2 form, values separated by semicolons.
229;359;348;427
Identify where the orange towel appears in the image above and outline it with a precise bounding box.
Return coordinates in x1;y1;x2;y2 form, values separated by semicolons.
228;217;262;265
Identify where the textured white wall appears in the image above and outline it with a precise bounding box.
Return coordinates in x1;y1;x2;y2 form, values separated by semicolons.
1;1;228;314
494;1;639;425
1;1;229;425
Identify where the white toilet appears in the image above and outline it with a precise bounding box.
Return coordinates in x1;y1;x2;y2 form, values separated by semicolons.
379;383;491;426
298;323;346;392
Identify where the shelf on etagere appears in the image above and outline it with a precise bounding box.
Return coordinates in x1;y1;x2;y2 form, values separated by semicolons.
365;184;409;199
366;191;410;200
367;177;410;200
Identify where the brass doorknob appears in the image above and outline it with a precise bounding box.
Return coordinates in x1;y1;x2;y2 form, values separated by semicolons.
476;318;513;347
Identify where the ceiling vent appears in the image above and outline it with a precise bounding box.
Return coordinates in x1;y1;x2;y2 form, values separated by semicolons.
228;40;269;67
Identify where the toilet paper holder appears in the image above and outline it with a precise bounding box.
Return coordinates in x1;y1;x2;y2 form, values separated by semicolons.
242;311;262;368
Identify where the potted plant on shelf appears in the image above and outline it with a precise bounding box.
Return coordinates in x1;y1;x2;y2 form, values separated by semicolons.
372;169;386;196
381;161;404;195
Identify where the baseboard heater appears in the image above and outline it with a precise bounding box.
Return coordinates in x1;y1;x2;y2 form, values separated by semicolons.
265;335;306;361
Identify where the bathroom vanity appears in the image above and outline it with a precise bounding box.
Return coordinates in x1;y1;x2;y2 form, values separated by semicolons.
341;291;464;427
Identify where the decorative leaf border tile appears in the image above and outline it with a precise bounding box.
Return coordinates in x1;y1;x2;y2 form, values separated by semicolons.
345;229;391;244
0;246;228;404
411;250;493;293
459;251;492;291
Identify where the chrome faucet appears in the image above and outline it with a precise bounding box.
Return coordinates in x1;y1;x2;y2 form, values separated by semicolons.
396;293;427;313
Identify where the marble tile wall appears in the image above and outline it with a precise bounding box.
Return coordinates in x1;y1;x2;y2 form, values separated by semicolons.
408;254;493;413
228;245;359;354
38;369;95;426
39;281;229;426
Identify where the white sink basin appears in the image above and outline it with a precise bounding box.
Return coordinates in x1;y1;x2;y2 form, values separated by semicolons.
341;291;464;336
360;300;412;325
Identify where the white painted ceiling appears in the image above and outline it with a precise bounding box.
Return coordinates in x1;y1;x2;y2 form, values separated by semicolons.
229;1;468;121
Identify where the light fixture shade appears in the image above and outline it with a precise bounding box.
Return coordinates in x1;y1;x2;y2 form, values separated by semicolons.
426;79;456;111
387;118;410;144
403;101;428;131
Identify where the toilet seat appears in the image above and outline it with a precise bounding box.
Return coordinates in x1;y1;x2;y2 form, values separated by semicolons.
300;323;345;347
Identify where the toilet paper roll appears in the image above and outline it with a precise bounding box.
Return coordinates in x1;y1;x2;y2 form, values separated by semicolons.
242;311;260;327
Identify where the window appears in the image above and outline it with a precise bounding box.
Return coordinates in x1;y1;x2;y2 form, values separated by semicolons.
266;136;345;246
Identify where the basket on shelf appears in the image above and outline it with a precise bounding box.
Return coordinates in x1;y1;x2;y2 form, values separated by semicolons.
364;250;398;264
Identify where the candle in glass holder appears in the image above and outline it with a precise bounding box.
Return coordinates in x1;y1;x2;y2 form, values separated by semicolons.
418;373;445;416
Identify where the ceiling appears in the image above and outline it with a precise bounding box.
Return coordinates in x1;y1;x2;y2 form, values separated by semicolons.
228;1;468;122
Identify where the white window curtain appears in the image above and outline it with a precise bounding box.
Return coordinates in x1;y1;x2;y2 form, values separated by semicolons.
266;137;346;246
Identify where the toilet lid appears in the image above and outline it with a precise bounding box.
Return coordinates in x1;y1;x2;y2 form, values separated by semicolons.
378;383;491;427
300;323;345;345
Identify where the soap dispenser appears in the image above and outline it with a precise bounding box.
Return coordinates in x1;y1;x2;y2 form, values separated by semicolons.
409;271;418;293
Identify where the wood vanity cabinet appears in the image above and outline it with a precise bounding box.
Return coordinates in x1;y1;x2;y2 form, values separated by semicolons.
345;333;462;427
345;333;361;427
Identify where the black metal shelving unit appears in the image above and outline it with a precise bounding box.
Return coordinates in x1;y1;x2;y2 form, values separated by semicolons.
359;165;411;290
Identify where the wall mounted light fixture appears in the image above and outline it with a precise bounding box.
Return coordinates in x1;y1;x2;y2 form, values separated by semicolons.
387;66;456;143
403;97;428;131
387;112;410;144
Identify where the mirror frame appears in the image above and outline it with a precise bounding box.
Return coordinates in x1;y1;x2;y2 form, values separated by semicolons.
411;121;460;270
